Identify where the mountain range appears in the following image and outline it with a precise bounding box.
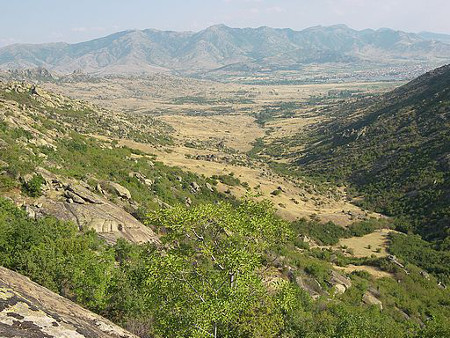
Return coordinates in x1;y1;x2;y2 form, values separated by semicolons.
0;24;449;77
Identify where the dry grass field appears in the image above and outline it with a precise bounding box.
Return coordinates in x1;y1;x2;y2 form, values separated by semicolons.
336;229;395;258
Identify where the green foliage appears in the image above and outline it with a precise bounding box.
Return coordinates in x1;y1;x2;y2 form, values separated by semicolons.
144;200;291;337
348;218;388;237
291;218;348;245
0;197;449;337
389;233;450;281
288;66;450;245
211;173;242;187
21;174;45;197
0;198;115;311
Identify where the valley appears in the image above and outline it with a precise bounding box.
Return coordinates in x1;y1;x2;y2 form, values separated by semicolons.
0;29;449;337
41;76;398;225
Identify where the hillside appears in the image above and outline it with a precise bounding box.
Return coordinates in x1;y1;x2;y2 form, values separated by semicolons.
0;25;449;80
0;81;239;244
298;64;450;241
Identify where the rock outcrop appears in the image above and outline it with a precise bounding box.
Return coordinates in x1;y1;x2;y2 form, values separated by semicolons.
104;182;132;200
329;270;352;294
0;267;136;338
362;291;383;310
24;169;159;245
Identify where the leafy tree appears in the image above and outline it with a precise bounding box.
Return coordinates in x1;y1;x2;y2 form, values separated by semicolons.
144;200;291;337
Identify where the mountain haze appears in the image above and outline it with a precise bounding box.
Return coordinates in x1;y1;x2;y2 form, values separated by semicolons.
1;24;449;77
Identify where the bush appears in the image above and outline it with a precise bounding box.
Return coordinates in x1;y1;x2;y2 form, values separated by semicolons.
22;174;45;197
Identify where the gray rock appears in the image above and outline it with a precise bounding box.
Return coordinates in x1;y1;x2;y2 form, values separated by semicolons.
106;182;132;200
64;190;85;204
67;184;103;204
330;270;352;290
24;205;36;219
190;182;201;193
362;292;383;310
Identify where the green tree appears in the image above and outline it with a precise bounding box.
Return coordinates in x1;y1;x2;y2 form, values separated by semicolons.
145;200;291;337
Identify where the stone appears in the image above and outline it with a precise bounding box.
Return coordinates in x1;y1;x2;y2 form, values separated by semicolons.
190;182;201;193
329;270;352;290
64;190;85;204
67;185;103;204
107;182;132;200
24;206;36;219
206;182;214;192
96;183;105;195
39;196;159;245
185;197;192;207
334;284;347;294
362;292;383;310
143;178;153;186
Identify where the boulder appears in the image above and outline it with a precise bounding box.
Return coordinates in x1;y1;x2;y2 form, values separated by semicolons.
334;284;347;294
362;292;383;310
329;270;352;291
190;182;201;193
67;184;103;204
106;182;132;200
64;190;85;204
206;182;214;192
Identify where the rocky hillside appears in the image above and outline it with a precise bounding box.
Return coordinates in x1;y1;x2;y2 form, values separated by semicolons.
299;64;450;240
0;81;233;244
0;267;136;337
0;25;449;76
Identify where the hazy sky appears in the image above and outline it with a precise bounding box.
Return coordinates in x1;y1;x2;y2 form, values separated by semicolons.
1;0;449;47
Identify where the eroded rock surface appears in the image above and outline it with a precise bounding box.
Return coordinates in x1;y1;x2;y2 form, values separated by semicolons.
24;169;159;245
0;267;136;338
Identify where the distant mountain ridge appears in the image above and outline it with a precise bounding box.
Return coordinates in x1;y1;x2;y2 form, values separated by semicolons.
0;24;449;77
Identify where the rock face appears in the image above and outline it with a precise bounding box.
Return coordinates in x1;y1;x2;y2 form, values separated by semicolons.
25;169;159;245
0;267;136;338
42;199;158;244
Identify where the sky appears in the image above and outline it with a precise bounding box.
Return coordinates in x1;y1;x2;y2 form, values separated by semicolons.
1;0;450;47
